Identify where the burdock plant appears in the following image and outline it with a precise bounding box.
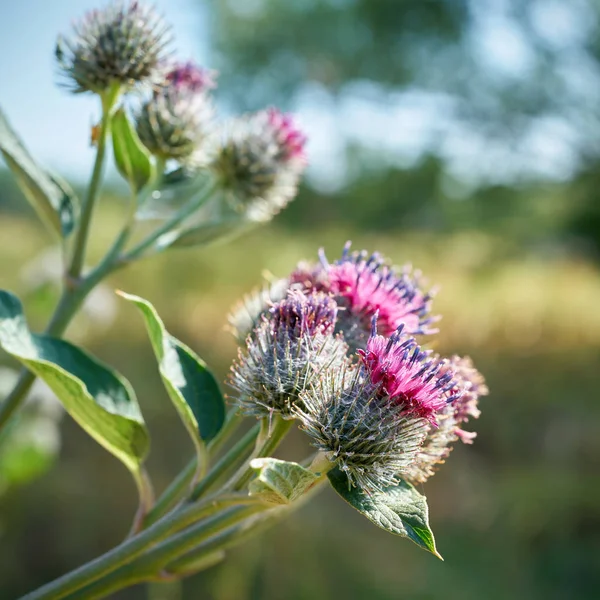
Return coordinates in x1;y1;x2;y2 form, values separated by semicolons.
0;2;488;598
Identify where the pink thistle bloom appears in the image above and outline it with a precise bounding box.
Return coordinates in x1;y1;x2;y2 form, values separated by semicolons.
267;107;307;164
290;243;436;349
165;61;216;93
270;290;338;338
357;321;462;422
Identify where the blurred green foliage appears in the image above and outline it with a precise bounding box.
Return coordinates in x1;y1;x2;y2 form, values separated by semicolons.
0;207;599;599
2;0;600;598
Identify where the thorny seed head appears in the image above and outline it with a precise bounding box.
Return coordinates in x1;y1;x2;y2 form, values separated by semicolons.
210;109;307;222
291;242;437;352
56;1;172;94
135;61;216;162
228;291;347;419
404;355;488;484
295;365;429;492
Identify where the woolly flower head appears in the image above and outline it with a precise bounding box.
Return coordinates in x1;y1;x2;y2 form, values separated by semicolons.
405;356;488;484
210;108;307;222
358;321;462;422
228;290;348;419
135;61;216;161
56;1;172;94
291;242;436;351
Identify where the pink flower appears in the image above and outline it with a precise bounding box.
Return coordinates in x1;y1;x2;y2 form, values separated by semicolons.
357;322;461;422
165;61;216;93
267;108;307;163
290;243;436;350
270;290;338;337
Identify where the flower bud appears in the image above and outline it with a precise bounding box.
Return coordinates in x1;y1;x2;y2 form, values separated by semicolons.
56;1;172;95
291;242;436;351
404;356;488;484
228;291;347;419
135;61;216;161
210;108;307;222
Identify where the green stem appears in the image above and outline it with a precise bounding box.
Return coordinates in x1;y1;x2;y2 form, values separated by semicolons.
68;505;267;600
68;86;119;279
168;476;328;578
230;416;293;491
143;412;244;528
21;493;255;600
129;467;155;536
191;423;260;501
123;179;217;262
0;88;121;435
166;506;287;576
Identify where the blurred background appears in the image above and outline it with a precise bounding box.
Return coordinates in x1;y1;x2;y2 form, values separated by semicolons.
1;0;600;598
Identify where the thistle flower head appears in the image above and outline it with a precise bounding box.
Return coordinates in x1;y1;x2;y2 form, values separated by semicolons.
296;366;429;492
135;61;216;161
291;243;436;351
165;61;216;91
266;108;307;163
271;290;337;337
56;1;172;94
210;109;307;222
405;355;488;484
228;278;290;342
228;291;347;419
357;321;462;422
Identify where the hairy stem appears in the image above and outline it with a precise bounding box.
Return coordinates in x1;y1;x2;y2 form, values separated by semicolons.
230;416;294;491
21;493;257;600
68;86;119;279
144;411;244;528
0;88;120;434
123;179;217;261
67;505;267;600
190;423;261;501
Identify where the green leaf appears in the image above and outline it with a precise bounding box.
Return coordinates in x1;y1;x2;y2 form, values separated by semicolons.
0;106;78;237
111;108;155;192
0;290;149;474
157;219;247;250
249;458;319;505
327;467;442;559
118;292;226;456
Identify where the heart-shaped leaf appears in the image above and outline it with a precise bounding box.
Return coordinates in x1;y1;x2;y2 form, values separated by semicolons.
112;108;155;192
0;107;78;237
0;290;149;474
328;467;442;558
249;458;319;505
118;292;225;458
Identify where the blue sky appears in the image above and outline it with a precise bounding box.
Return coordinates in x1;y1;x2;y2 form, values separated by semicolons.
0;0;592;191
0;0;208;178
